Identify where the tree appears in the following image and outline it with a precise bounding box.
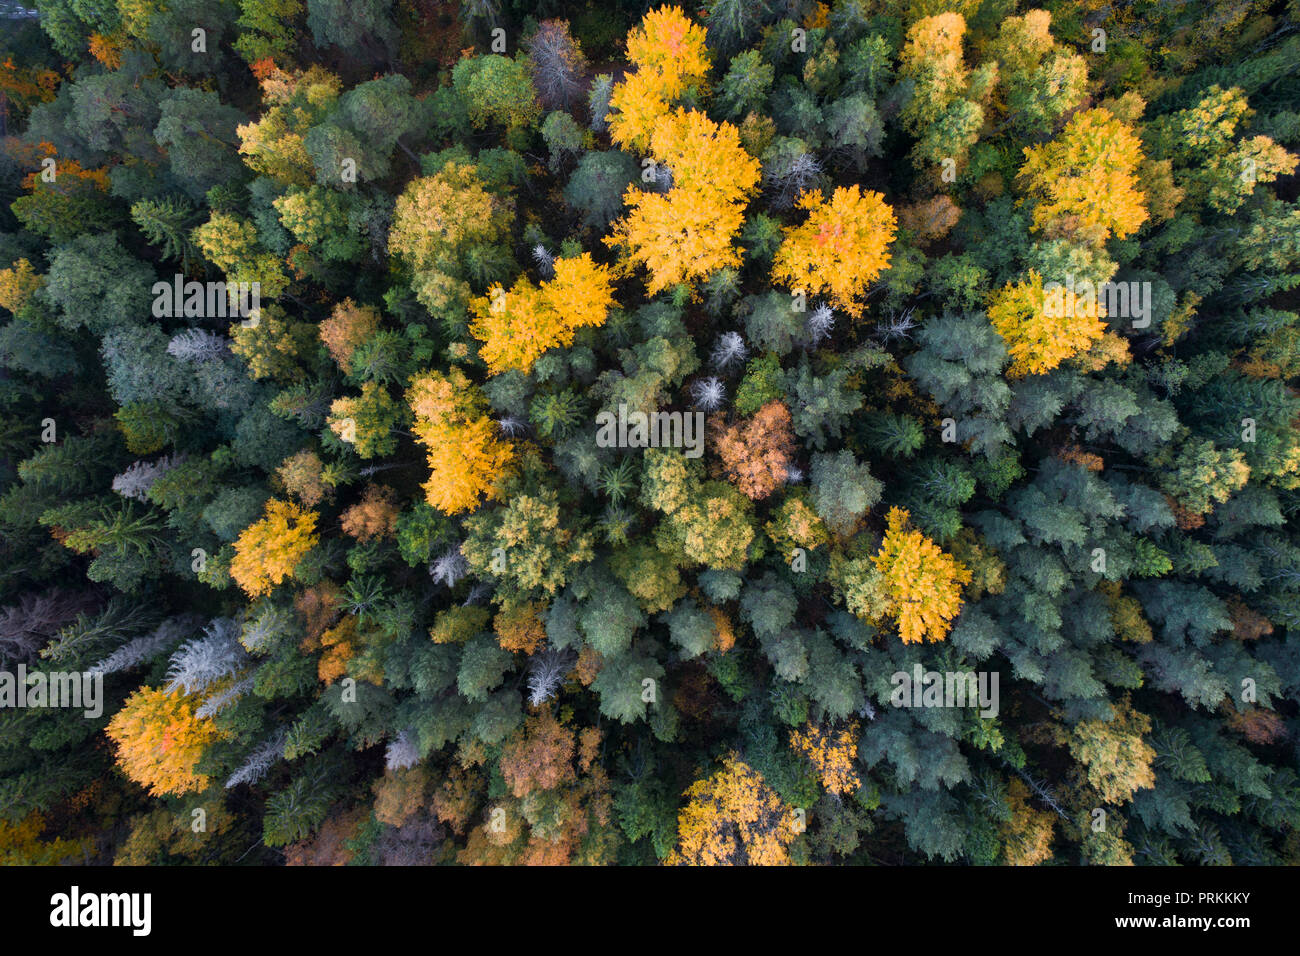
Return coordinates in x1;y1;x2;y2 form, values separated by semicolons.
230;499;320;598
105;687;222;797
1017;108;1149;246
771;186;897;316
987;270;1107;378
390;164;513;270
461;484;595;600
328;382;402;459
667;755;796;865
451;54;541;143
790;720;861;796
407;369;515;514
841;506;971;644
809;450;881;537
606;108;760;294
607;5;710;152
526;19;587;112
713;400;795;500
469;254;616;374
319;298;381;375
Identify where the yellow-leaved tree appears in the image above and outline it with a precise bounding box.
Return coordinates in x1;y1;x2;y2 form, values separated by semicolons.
230;499;320;597
987;269;1109;377
667;755;797;865
1017;107;1149;245
873;507;971;644
607;5;710;152
106;687;222;796
469;253;616;373
841;507;971;644
407;368;515;514
607;108;759;294
771;185;897;316
789;721;862;796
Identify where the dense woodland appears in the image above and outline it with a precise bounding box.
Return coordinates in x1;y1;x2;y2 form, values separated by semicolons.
1;0;1299;866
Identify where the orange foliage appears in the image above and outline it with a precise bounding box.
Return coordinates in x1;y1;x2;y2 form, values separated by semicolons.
340;484;399;542
499;710;577;798
319;298;380;374
713;400;796;500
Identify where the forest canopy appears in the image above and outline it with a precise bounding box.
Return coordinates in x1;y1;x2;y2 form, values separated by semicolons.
1;0;1299;867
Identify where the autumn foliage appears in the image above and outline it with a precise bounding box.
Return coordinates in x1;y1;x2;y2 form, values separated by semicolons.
106;687;222;797
469;253;616;373
608;108;760;294
771;186;897;316
668;755;796;865
230;499;320;598
407;368;515;514
713;400;796;500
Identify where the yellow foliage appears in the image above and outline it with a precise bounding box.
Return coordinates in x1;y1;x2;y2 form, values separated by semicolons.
667;755;797;865
987;270;1108;378
607;108;759;294
771;186;897;316
1064;696;1156;805
470;254;616;373
105;687;223;797
237;65;341;187
608;5;710;152
871;507;972;644
0;258;42;313
1017;108;1149;244
388;163;513;272
625;5;710;80
898;13;969;129
192;212;289;299
0;812;84;865
407;369;515;514
229;499;320;598
1000;778;1056;865
789;721;861;796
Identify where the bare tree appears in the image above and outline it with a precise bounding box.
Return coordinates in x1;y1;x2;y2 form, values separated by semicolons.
526;20;588;112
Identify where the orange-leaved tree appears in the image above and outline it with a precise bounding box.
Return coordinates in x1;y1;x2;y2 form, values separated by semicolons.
106;687;223;796
230;498;320;597
771;185;897;316
407;368;515;514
